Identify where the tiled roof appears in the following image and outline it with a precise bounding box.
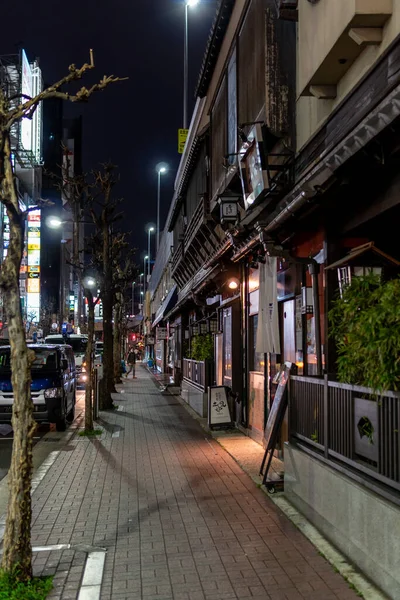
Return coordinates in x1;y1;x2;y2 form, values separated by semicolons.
194;0;236;98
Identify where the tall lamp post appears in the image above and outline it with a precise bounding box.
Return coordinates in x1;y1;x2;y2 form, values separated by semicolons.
184;0;200;129
143;255;148;313
147;226;154;280
155;163;168;252
139;273;144;314
46;215;89;329
131;281;135;316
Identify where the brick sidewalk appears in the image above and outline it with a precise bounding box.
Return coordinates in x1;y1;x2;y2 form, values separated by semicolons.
29;367;358;600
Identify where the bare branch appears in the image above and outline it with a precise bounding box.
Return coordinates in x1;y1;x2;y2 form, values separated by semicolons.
6;51;127;129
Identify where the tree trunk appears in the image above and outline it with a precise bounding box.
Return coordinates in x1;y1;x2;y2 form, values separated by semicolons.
99;224;115;409
72;205;81;329
84;298;95;431
113;293;122;384
0;135;35;581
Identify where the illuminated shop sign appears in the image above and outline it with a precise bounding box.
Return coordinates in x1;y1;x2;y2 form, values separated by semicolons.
21;50;33;153
26;209;41;321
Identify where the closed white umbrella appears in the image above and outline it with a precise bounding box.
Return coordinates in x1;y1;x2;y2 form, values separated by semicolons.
256;256;281;354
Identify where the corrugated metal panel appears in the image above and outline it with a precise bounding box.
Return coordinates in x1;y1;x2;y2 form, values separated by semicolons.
238;0;266;126
195;0;236;99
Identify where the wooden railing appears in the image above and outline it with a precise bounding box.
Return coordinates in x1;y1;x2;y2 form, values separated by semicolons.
290;376;400;493
171;242;183;276
183;358;212;391
184;196;208;251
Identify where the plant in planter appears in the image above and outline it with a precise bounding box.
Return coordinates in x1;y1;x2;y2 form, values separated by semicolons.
191;334;214;362
183;339;191;359
329;274;400;393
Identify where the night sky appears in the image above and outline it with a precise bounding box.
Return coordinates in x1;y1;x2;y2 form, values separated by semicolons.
2;0;217;264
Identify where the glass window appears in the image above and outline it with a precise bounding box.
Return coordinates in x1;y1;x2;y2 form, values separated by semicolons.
0;348;59;372
31;349;58;371
250;314;264;373
175;325;181;365
0;349;11;371
223;308;232;386
295;295;304;375
248;267;259;292
67;337;88;354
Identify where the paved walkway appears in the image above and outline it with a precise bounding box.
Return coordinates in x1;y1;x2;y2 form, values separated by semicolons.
29;367;358;600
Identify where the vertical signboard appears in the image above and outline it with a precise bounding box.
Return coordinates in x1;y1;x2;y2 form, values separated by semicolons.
21;50;33;152
31;60;43;164
178;129;188;154
27;209;41;321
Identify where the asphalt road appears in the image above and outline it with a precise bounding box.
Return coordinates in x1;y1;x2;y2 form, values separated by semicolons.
0;390;85;482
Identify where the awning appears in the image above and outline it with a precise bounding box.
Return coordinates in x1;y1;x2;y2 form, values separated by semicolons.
152;286;178;327
325;242;400;270
127;315;143;329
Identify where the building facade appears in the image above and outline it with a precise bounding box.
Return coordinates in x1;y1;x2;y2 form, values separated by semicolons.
150;0;400;596
0;50;43;330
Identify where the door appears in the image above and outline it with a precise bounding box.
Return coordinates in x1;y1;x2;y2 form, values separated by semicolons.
281;299;295;447
283;300;296;364
222;307;232;387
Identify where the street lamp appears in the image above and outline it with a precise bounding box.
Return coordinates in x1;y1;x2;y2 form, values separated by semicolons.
83;276;96;289
147;226;155;280
132;281;135;316
46;215;63;229
184;0;200;129
155;163;168;251
139;273;144;314
143;255;148;313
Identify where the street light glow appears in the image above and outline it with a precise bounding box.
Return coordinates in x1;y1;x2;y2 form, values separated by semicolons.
186;0;200;6
46;216;63;229
156;162;168;175
84;276;96;288
144;255;149;260
148;226;155;232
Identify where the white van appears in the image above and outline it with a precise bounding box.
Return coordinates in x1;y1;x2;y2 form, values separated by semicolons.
45;334;88;386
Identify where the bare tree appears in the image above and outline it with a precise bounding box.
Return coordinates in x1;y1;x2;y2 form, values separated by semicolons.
83;287;100;431
0;51;125;581
87;165;124;409
113;257;135;384
48;149;86;326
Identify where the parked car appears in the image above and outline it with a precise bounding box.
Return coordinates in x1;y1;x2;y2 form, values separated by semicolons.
0;344;76;432
45;334;89;387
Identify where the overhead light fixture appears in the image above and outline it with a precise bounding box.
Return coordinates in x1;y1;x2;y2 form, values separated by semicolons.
227;277;240;291
218;191;241;225
46;216;63;229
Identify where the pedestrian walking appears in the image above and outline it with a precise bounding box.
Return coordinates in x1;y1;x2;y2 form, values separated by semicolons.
125;347;137;379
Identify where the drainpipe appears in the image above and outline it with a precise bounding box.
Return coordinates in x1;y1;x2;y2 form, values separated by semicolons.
309;260;323;377
241;261;249;428
264;191;313;233
290;256;322;377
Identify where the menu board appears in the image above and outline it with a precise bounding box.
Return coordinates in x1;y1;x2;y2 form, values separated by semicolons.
208;386;232;428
